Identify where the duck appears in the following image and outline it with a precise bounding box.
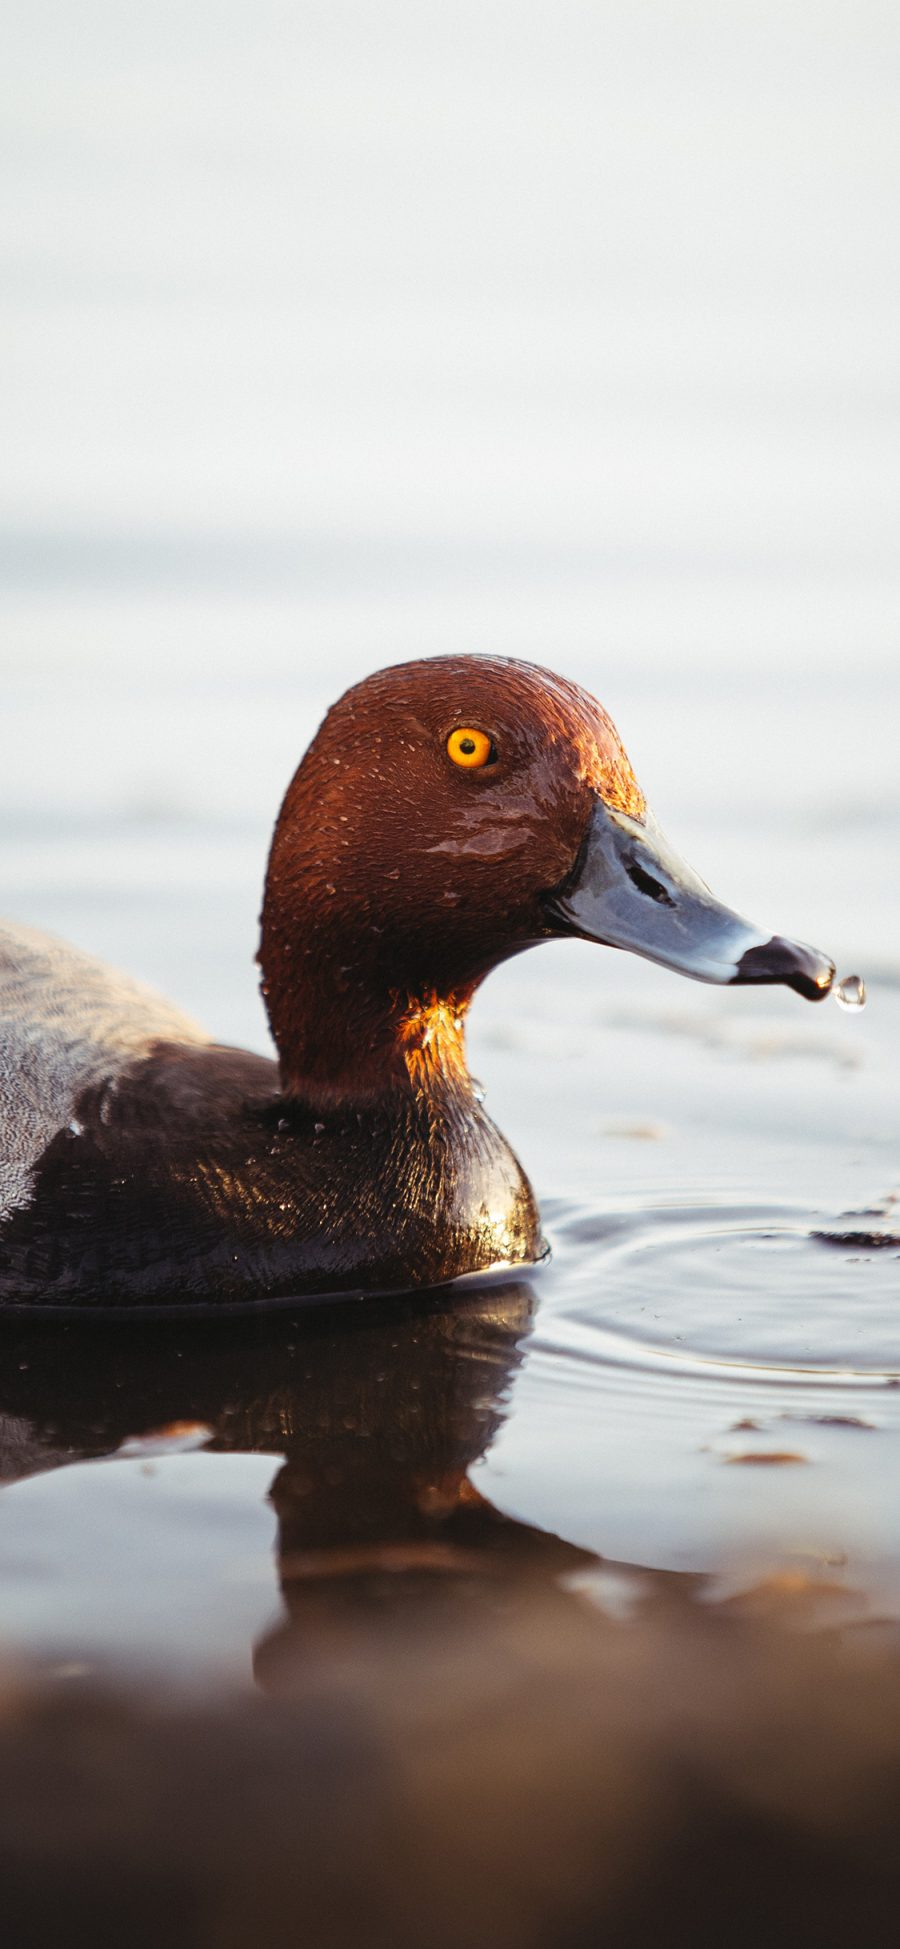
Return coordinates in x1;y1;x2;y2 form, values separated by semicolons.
0;656;835;1312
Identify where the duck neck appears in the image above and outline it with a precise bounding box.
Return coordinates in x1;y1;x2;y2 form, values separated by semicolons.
258;856;543;1280
259;918;478;1116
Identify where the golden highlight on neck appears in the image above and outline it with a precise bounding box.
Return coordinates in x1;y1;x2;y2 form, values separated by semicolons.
396;990;472;1094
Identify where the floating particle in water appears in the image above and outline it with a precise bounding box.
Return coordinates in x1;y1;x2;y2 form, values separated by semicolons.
812;1227;900;1251
724;1450;808;1467
834;973;866;1011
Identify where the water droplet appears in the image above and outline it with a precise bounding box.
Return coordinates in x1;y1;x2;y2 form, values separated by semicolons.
835;973;867;1012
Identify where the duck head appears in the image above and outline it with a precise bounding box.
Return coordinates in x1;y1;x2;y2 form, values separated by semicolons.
260;656;834;1106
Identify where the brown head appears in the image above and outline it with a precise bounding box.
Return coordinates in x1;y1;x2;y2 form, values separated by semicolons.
260;655;834;1107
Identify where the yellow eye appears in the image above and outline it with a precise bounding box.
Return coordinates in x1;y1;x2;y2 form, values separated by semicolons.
447;727;494;769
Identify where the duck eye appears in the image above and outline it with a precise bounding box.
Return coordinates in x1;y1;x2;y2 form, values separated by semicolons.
446;727;495;769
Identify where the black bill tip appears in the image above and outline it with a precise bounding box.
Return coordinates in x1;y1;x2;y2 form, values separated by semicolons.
734;936;836;1002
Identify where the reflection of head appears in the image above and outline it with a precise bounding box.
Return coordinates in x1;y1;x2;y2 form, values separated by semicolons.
268;1284;536;1552
253;1284;603;1692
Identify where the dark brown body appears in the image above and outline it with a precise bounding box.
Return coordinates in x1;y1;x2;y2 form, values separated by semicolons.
0;1043;541;1310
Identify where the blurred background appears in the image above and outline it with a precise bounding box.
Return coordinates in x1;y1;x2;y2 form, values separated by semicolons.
1;0;897;1124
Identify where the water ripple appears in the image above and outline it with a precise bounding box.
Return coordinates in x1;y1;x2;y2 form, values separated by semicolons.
536;1199;900;1387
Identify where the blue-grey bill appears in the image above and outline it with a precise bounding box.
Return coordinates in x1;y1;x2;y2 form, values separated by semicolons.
546;799;835;1002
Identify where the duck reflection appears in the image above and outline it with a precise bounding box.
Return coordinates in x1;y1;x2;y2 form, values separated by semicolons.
0;1281;599;1678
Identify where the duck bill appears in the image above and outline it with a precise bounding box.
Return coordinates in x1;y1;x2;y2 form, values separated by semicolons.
546;799;835;1001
